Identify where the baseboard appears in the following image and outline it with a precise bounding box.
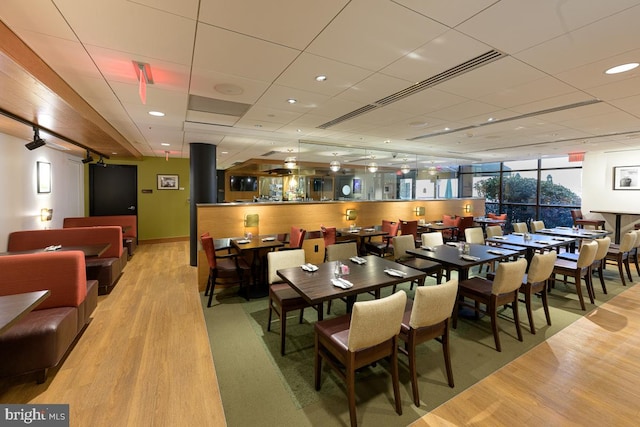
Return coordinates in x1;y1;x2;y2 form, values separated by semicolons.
139;236;189;245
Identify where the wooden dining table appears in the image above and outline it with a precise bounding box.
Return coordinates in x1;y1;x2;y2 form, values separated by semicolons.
231;235;284;299
0;243;112;258
276;255;426;320
336;226;389;255
407;243;521;281
485;233;576;262
0;290;50;335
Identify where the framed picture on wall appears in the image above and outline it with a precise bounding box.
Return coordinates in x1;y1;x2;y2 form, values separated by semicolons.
613;166;640;190
352;178;361;194
37;161;51;193
157;174;179;190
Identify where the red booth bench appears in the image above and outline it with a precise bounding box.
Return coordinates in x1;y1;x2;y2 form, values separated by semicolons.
7;226;125;294
0;251;98;383
63;215;137;257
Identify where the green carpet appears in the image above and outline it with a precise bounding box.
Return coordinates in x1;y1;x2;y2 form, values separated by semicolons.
202;269;633;427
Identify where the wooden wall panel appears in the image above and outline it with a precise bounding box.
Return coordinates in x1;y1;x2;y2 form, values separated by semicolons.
196;199;485;289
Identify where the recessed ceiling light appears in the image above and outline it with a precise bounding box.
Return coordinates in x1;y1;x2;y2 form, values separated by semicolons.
444;127;450;131
605;63;639;74
148;111;165;117
287;98;297;104
254;124;262;128
221;151;228;154
315;75;327;82
487;117;495;122
161;143;170;146
384;139;391;144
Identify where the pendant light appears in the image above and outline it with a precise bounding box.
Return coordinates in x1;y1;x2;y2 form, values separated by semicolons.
400;159;411;174
329;153;341;172
284;149;297;169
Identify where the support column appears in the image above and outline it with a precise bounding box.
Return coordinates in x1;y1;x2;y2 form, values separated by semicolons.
190;143;217;266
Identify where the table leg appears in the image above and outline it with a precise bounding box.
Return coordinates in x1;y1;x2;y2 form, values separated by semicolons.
615;214;622;244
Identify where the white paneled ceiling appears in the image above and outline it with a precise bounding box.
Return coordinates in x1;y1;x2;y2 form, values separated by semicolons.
0;0;640;169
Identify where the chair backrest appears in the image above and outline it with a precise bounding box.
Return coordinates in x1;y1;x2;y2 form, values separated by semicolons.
593;237;611;261
492;258;527;295
570;209;583;221
421;232;443;247
618;231;637;253
488;213;507;220
457;216;475;237
485;225;503;238
289;226;306;249
267;249;306;285
201;235;217;269
382;220;400;238
576;240;598;268
348;290;407;351
512;222;528;233
392;235;415;260
326;242;358;262
465;227;485;244
526;251;557;284
399;220;418;239
409;279;458;329
320;225;336;246
531;220;545;232
633;230;640;249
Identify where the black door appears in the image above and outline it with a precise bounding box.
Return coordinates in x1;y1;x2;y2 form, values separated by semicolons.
89;164;137;216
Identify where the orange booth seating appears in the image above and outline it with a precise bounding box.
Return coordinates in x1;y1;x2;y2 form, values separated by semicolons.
0;251;98;383
7;226;125;294
63;215;137;257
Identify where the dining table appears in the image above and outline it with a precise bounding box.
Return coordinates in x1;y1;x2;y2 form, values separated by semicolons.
232;235;285;299
535;226;610;251
0;290;50;335
407;243;521;281
418;223;460;241
0;243;112;258
276;255;426;320
336;226;389;255
590;210;640;244
473;217;507;232
485;232;577;262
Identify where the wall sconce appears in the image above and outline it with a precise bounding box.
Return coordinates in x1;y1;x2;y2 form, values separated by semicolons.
414;206;425;216
40;208;53;222
345;209;357;221
244;213;259;227
464;204;472;214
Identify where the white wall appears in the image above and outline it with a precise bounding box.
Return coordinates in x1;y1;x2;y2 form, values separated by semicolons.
0;133;84;250
582;149;640;235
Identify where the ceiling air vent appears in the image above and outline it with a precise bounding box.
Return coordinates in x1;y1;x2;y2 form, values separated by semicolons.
260;150;281;157
317;49;507;129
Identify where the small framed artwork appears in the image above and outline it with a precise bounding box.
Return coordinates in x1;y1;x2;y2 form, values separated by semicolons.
352;178;361;194
37;161;51;193
157;174;179;190
613;166;640;190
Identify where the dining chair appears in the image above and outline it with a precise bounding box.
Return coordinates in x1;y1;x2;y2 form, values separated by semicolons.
325;242;360;314
530;220;545;233
201;235;250;307
512;222;529;233
457;216;475;241
364;219;399;257
267;249;314;355
421;231;444;247
399;219;420;246
321;225;337;261
630;229;640;278
487;213;507;221
464;227;485;244
485;225;503;238
558;236;611;294
604;231;636;287
441;215;461;241
520;251;556;334
279;226;306;250
314;291;407;427
570;209;605;229
550;240;598;310
392;235;443;288
399;279;458;407
453;258;528;352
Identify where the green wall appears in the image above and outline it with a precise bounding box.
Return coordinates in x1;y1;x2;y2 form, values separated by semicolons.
84;157;191;241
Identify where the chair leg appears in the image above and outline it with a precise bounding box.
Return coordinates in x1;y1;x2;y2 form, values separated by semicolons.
617;257;628;286
512;297;522;342
490;300;501;352
206;271;217;308
540;284;551;327
314;337;322;391
408;333;419;407
442;323;454;388
267;298;274;332
524;286;536;334
596;262;607;294
280;308;287;356
624;257;633;283
574;271;586;311
204;272;212;296
346;354;358;427
326;300;332;315
391;339;402;416
298;308;305;324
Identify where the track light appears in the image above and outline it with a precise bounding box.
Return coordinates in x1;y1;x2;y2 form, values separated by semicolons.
25;127;46;150
96;155;107;167
82;149;94;164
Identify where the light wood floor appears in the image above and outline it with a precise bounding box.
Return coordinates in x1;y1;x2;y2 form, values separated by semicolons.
3;241;640;426
0;242;226;427
412;281;640;426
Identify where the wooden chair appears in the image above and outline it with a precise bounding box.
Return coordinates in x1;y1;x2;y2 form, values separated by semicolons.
457;216;475;241
550;240;598;310
441;215;461;241
364;220;399;257
399;279;458;406
420;231;443;248
530;220;545;233
320;225;336;261
314;291;407;427
201;235;250;307
485;225;503;238
604;231;637;287
487;213;507;220
520;251;556;334
392;235;443;288
267;249;314;355
558;236;611;294
453;258;528;352
571;209;605;229
279;226;306;250
399;219;420;246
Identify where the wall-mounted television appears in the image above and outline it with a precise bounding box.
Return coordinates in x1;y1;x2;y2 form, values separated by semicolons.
230;176;258;191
